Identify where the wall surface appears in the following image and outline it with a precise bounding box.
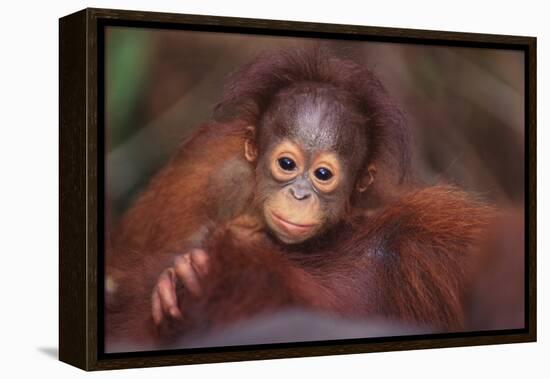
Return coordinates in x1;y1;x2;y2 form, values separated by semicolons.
0;0;546;377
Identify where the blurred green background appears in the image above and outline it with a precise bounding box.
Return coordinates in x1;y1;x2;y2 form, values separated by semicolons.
105;26;525;223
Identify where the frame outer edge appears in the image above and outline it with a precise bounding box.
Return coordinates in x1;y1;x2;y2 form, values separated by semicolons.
86;8;101;370
59;9;88;370
528;37;537;342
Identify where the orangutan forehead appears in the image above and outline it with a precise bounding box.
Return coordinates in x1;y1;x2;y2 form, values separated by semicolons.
260;83;368;157
288;96;345;151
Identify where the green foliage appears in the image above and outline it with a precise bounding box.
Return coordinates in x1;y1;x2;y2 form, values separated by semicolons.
106;28;153;150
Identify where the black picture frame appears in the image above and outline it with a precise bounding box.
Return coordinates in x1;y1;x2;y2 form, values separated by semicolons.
59;7;537;371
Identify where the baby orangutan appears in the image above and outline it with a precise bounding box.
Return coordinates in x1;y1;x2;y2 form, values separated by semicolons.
151;80;378;329
105;48;493;351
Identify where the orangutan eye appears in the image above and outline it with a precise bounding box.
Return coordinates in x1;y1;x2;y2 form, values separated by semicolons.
314;167;333;181
278;157;296;171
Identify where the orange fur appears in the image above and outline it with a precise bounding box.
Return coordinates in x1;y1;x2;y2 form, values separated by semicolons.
112;119;250;252
105;120;252;349
104;125;494;351
152;185;494;349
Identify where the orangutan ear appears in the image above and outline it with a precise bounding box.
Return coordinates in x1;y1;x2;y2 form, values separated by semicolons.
356;164;377;193
244;126;258;163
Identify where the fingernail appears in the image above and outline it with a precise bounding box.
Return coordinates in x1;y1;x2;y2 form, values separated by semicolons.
192;249;208;264
170;307;180;318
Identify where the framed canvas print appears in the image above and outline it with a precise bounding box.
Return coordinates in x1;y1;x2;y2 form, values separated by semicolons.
59;8;536;371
